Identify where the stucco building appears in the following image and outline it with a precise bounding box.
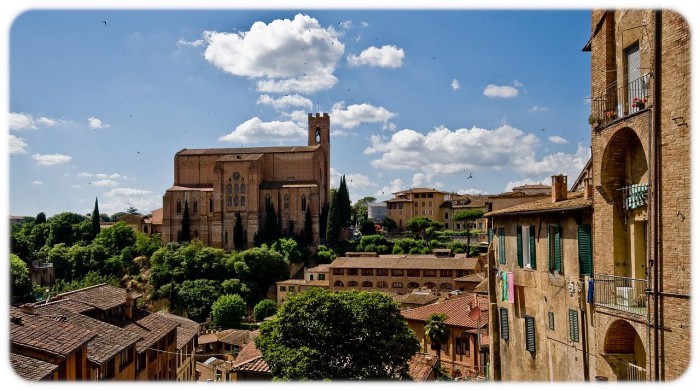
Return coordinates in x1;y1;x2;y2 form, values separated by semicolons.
584;10;690;381
385;188;453;231
161;113;331;249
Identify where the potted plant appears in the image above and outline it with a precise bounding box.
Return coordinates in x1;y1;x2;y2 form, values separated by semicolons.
605;110;617;121
633;97;648;109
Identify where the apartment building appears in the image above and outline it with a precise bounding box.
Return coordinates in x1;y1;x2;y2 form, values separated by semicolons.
276;264;331;305
385;188;453;230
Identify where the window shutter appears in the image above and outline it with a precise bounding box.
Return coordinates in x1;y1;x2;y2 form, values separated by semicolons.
498;228;506;265
525;315;536;353
529;225;537;269
578;224;592;276
569;309;579;342
547;226;553;271
517;226;523;267
554;226;562;272
500;307;509;340
488;228;493;244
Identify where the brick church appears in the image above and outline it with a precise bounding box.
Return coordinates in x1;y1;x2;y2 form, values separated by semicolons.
161;113;330;249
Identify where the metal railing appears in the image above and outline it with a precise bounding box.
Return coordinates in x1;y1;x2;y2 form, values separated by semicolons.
590;73;651;128
594;273;647;315
621;362;647;382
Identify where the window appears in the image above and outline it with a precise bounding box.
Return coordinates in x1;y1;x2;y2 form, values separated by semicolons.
407;282;420;289
517;225;537;269
280;286;286;292
525;315;536;353
209;197;213;213
422;202;425;207
548;311;554;330
391;269;404;276
569;309;580;342
439;283;453;290
318;273;325;281
348;281;358;287
376;269;388;276
309;274;314;281
334;281;345;287
234;184;239;194
347;268;358;276
136;352;146;371
407;269;420;277
423;269;437;277
392;282;404;289
361;281;373;287
284;195;289;210
498;227;506;264
241;196;246;207
500;307;509;340
176;200;182;214
362;269;373;276
333;268;345;275
234;196;239;207
377;281;388;288
120;346;133;368
227;184;233;194
240;183;246;193
456;336;470;356
289;286;295;293
440;270;453;277
414;202;418;207
193;200;198;214
227;196;232;207
445;213;449;219
547;225;562;273
428;193;433;198
578;224;592;276
301;196;307;211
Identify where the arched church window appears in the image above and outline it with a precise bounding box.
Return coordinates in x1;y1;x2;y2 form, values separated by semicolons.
234;196;239;207
284;195;289;210
227;184;233;194
301;195;307;212
265;194;271;208
227;196;232;207
240;183;246;193
234;184;239;194
315;127;321;143
193;200;198;214
176;200;182;214
241;196;246;207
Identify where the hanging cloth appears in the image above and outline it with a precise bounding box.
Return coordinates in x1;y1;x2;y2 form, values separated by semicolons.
587;278;595;304
508;272;515;304
502;271;508;302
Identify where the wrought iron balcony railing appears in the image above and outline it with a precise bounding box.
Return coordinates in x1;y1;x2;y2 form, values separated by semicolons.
590;73;651;128
594;273;647;316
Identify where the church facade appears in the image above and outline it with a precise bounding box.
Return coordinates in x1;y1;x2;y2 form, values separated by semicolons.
161;113;330;249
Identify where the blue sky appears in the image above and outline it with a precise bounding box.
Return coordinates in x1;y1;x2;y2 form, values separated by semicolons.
1;7;635;216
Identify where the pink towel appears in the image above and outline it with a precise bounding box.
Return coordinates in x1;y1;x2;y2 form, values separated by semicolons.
508;272;515;303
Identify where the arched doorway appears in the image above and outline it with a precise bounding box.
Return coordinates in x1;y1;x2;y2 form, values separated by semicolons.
603;320;647;381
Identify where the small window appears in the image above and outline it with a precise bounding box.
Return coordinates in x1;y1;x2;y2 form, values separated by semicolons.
227;184;233;194
289;286;295;293
347;268;358;276
423;270;437;277
407;269;420;277
280;286;286;292
176;200;182;214
241;196;246;207
525;315;536;353
234;184;239;194
500;307;509;340
578;224;592;276
569;309;580;342
498;227;506;265
362;269;374;276
377;281;388;288
240;183;246;193
548;311;555;330
517;225;537;269
361;281;373;287
391;269;404;277
392;282;404;289
284;195;289;210
209;197;213;213
348;281;358;287
309;274;314;281
301;196;307;211
318;274;325;281
376;269;388;276
334;281;345;287
440;270;453;277
548;225;562;273
227;196;232;207
193;200;198;214
234;196;239;207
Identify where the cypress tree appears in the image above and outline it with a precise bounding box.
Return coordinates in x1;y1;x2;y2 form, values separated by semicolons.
338;175;352;227
179;199;190;242
320;202;329;241
263;202;280;242
304;208;313;246
326;188;340;244
234;212;245;250
91;197;101;239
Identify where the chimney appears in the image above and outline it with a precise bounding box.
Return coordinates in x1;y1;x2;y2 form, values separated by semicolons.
551;175;568;202
20;304;35;315
583;177;593;199
125;288;133;320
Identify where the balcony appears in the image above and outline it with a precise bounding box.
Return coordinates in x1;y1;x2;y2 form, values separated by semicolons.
594;273;647;316
590;73;651;128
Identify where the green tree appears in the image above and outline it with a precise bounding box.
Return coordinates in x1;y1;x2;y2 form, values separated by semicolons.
256;288;419;380
326;188;340;244
319;202;329;241
424;313;450;368
211;294;246;328
110;211;127;221
234;212;245;250
35;212;46;224
10;253;34;304
134;231;162;257
253;299;277;322
222;278;250;300
179;200;190;242
231;247;288;304
175;279;221;323
337;176;352;227
46;212;86;247
452;209;485;251
382;217;397;232
272;238;303;264
352;196;376;225
358;220;377;236
94;221;136;254
406;217;443;241
91;197;101;240
314;245;337;264
126;206;139;214
262;202;281;243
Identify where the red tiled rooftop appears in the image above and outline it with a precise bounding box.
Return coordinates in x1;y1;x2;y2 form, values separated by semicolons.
10;353;58;381
10;307;96;357
55;284;142;312
401;294;489;329
158;312;200;350
407;353;437;381
123;312;180;353
330;256;480;270
484;192;591;217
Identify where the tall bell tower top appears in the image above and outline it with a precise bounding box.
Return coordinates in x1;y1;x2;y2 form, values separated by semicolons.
308;113;330;147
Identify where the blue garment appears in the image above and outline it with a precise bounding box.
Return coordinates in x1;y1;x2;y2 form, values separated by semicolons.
587;278;594;303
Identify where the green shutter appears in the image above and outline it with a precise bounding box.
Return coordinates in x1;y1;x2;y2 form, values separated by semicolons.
578;224;592;276
525;315;536;353
500;307;509;340
498;228;506;265
488;228;493;244
554;226;562;272
529;225;537;269
569;309;579;342
547;226;553;271
517;226;523;267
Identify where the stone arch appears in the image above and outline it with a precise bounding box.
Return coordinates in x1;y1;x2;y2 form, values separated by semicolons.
600;127;648;200
603;319;647;379
334;281;344;287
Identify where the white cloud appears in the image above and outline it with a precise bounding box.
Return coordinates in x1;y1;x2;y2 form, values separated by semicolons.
512;143;590;178
412;173;429;188
72;184;83;188
88;117;110;129
513;80;525;88
330;102;396;129
32;153;72;166
457;188;485;195
347;45;404;68
31;181;42;185
339;20;352;30
361;22;369;28
10;112;68;131
451;79;461;90
77;172;93;177
219;117;306;144
257;94;313;110
330;168;376;191
92;179;119;187
95;173;124;179
9;135;28;154
375;178;405;198
504;177;551;192
100;188;160;215
483;84;519;98
177;38;205;47
202;14;344;94
529;106;549;112
548;135;569;144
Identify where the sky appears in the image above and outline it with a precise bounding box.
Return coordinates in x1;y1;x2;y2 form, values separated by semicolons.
3;2;695;220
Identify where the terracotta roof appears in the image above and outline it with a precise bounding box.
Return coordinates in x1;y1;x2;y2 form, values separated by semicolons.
167;185;214;192
484;192;591;217
401;295;489;329
394;187;450;194
277;279;330;287
307;264;330;273
10;308;96;358
217;329;253;346
158;312;200;350
330;256;480;271
197;332;219;345
34;304;141;365
230;331;270;375
473;278;488;294
396;292;440;306
55;284;142;312
407;353;437;381
454;272;485;283
10;353;58;381
39;298;94;314
122;311;180;353
259;181;318;189
216;153;264;162
177;145;319;156
150;208;163;224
